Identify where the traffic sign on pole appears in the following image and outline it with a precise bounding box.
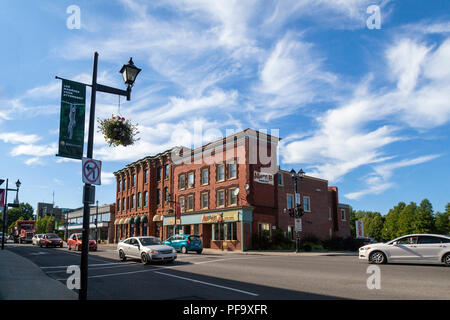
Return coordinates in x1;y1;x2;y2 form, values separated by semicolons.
82;158;101;185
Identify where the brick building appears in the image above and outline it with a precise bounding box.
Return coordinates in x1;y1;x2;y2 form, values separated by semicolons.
113;129;351;250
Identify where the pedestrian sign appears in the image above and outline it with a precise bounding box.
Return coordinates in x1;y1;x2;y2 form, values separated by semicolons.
82;158;101;185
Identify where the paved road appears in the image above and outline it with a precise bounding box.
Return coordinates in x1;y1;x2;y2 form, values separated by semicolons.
5;243;450;300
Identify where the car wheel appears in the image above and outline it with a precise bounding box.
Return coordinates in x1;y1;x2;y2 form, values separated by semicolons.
443;253;450;267
196;249;203;254
75;244;79;251
119;250;127;261
369;251;387;264
141;252;149;264
181;246;187;254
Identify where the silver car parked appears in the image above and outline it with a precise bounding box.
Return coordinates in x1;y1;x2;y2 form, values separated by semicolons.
117;236;177;264
32;234;44;246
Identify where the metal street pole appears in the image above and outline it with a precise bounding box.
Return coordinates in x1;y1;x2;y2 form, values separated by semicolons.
293;176;300;253
96;200;99;242
79;51;98;301
1;179;8;250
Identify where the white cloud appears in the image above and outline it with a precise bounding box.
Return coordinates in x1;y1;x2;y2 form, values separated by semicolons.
10;143;57;157
0;132;42;144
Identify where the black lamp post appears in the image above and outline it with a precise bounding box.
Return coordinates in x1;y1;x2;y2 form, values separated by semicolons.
60;52;141;301
290;169;300;253
1;179;21;250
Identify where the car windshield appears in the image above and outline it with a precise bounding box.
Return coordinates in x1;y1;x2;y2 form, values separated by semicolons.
189;236;200;241
47;234;59;238
139;237;162;246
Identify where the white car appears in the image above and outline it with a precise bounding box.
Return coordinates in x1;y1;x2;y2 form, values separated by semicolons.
117;236;177;264
359;234;450;266
32;234;44;245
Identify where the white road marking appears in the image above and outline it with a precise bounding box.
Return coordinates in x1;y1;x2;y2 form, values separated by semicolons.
41;262;136;269
153;271;259;296
44;263;139;273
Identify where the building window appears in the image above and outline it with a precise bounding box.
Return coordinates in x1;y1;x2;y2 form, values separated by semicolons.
229;188;237;205
117;199;121;212
179;196;185;213
217;190;225;207
303;196;311;212
131;194;135;209
287;194;294;209
341;209;346;221
217;164;225;182
123;179;126;191
144;169;148;184
278;173;283;186
179;174;186;190
328;207;332;220
122;198;125;211
132;174;136;187
118;180;121;193
201;192;209;209
179;197;186;212
164;187;169;204
144;191;148;207
201;168;209;185
137;192;141;208
157;189;161;206
165;164;170;180
258;223;271;237
228;162;237;179
187;195;194;211
157;167;161;182
188;172;195;188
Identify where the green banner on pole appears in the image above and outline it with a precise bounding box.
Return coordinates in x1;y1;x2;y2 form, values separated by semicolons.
57;79;86;160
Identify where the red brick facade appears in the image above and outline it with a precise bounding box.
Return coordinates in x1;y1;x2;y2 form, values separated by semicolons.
113;129;351;249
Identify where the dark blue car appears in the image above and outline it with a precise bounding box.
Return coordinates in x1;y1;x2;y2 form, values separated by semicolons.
164;234;203;254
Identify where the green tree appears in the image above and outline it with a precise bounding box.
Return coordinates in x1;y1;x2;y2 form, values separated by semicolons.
434;203;450;235
382;202;406;240
414;199;435;233
36;216;55;234
369;214;384;241
397;202;417;236
6;203;34;226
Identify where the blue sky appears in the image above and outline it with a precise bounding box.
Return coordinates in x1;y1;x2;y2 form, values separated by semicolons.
1;0;449;215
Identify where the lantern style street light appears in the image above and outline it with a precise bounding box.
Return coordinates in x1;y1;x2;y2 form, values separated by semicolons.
120;57;141;87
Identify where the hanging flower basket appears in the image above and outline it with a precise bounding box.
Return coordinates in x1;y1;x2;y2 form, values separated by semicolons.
97;115;139;147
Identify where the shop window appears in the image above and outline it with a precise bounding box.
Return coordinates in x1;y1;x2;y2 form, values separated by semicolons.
226;222;237;240
258;223;271;237
212;223;225;240
193;224;199;235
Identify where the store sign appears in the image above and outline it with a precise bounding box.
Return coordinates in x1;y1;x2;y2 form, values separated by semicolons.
57;79;86;160
254;171;274;185
165;218;181;226
202;211;239;224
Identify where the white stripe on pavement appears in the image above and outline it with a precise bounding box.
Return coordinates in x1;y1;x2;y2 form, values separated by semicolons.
41;262;136;269
154;271;259;296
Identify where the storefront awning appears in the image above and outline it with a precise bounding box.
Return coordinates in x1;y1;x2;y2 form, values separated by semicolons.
141;215;148;223
118;218;125;225
153;214;163;222
128;217;135;224
114;219;120;225
134;216;141;224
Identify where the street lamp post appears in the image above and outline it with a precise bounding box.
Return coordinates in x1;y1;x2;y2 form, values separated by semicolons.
95;200;99;243
290;169;305;253
290;169;299;253
60;52;141;301
1;179;21;250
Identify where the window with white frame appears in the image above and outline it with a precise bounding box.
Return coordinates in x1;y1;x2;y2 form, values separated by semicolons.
217;190;225;207
179;174;186;190
188;172;194;188
179;196;185;213
303;196;311;212
229;188;237;205
201;192;209;209
217;164;225;182
201;168;209;185
187;195;194;211
228;162;237;179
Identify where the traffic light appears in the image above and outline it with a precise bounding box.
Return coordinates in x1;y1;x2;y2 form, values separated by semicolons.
295;204;304;218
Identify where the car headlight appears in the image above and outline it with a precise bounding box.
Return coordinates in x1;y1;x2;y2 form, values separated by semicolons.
172;249;177;253
360;247;370;251
150;250;158;254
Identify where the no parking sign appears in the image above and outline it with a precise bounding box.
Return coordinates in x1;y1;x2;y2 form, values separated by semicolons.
82;158;101;185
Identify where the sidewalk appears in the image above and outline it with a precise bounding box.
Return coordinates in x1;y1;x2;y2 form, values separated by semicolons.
0;249;77;300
